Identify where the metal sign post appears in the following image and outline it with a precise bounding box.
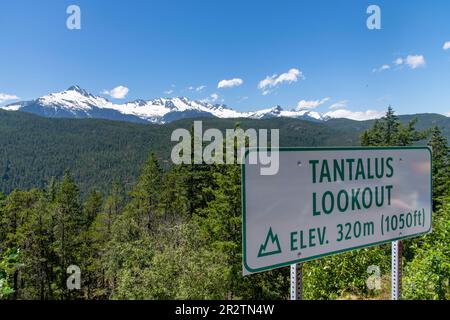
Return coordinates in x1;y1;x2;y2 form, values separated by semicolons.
391;240;403;300
290;263;303;300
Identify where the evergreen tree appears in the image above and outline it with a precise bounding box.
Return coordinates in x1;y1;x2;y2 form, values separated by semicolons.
82;190;103;229
428;126;450;210
0;190;40;299
126;153;162;235
179;125;217;216
160;166;189;224
45;177;58;203
16;191;55;299
103;154;163;297
361;119;384;146
384;106;400;145
88;182;124;299
97;181;123;240
76;190;103;299
361;106;428;147
51;171;82;300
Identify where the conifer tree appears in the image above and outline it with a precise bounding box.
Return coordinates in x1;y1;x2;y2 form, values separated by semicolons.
99;181;123;238
88;182;124;299
194;123;289;299
45;177;58;203
17;190;54;299
160;166;189;224
361;119;384;146
103;154;162;297
82;190;103;229
361;106;428;147
178;123;217;216
127;153;162;235
51;171;82;299
428;126;450;210
384;106;400;145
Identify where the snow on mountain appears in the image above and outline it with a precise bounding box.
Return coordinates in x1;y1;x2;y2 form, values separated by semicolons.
281;109;324;121
248;105;283;119
1;86;347;123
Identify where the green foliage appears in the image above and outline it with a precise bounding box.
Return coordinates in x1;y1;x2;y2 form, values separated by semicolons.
303;247;390;299
1;110;448;197
428;126;450;210
0;248;21;299
404;197;450;299
361;106;429;146
125;153;163;236
111;223;230;300
0;107;448;300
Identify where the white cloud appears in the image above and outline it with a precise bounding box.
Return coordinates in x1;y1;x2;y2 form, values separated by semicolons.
295;97;330;110
377;55;425;73
324;109;384;121
329;100;348;109
405;55;426;69
443;41;450;50
201;93;220;103
218;78;243;89
102;86;129;99
164;90;174;95
187;85;206;92
372;64;390;73
445;111;450;117
258;68;304;94
0;93;19;103
210;93;219;101
394;58;404;65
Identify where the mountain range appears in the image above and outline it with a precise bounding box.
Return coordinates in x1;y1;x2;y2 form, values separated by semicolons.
2;85;342;124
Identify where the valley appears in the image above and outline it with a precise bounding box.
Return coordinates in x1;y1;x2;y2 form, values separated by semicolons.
0;109;448;197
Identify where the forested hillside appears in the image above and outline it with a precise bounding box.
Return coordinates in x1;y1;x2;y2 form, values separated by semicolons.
1;110;448;197
1;108;449;300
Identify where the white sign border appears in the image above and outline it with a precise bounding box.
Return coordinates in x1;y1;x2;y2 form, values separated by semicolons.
242;146;433;275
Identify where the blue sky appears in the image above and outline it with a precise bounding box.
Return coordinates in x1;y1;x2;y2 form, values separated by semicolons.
0;0;449;118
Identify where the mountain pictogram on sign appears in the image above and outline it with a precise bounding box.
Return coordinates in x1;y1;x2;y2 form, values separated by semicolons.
258;227;282;257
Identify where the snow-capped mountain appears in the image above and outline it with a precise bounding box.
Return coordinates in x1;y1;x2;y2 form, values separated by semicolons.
2;86;331;123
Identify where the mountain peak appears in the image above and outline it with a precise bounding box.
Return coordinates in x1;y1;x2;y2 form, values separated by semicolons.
67;85;82;91
272;105;283;112
1;86;385;123
66;85;91;96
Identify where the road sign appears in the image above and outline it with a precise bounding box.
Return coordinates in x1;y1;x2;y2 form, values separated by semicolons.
242;147;432;275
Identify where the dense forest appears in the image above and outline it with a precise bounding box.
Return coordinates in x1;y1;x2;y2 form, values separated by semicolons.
0;108;449;300
1;110;449;197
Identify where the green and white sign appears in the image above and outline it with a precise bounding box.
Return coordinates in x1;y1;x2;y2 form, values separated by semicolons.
242;147;432;275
